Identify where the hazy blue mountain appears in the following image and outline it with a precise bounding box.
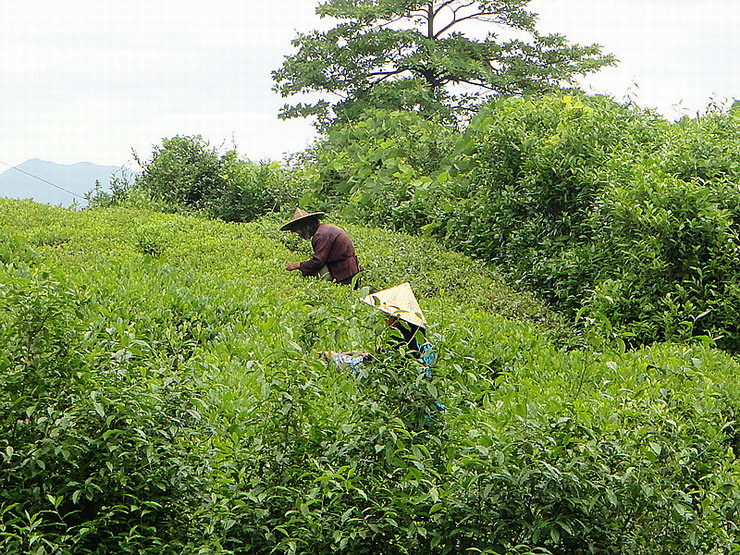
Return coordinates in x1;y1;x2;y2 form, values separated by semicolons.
0;159;125;207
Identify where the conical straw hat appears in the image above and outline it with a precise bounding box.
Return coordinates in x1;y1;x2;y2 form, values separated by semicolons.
361;282;426;328
280;208;325;231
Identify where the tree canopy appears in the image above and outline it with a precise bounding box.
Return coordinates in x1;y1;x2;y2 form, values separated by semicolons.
272;0;616;126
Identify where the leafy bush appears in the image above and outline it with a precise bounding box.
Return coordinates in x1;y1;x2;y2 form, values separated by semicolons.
207;160;299;223
83;167;139;210
87;136;299;222
0;231;36;265
661;110;740;184
290;94;740;351
426;94;740;350
135;135;230;211
581;173;740;350
296;109;456;233
434;94;664;281
0;264;210;553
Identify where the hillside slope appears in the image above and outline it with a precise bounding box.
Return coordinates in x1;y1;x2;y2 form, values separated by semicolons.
1;199;738;553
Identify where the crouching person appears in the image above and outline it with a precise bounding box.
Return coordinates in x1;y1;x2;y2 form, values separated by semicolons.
281;208;361;287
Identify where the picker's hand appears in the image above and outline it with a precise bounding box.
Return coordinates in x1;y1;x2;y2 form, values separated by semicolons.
286;262;301;271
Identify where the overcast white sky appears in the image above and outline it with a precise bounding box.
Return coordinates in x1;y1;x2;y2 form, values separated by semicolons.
1;0;738;170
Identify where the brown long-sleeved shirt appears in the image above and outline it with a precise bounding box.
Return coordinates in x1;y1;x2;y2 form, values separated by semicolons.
299;223;360;283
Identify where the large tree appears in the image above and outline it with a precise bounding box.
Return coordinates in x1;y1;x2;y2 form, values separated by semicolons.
272;0;616;126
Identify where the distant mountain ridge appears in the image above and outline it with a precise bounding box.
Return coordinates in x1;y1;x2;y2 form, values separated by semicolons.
0;159;125;207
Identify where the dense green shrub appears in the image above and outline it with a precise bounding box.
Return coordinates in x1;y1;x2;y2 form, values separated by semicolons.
87;136;298;222
207;160;299;223
296;109;456;233
85;169;138;209
661;110;740;184
0;265;210;553
581;173;740;350
0;231;36;265
428;94;740;350
135;135;230;210
434;94;665;281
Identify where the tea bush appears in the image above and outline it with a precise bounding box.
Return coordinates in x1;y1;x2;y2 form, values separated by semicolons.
136;135;230;211
0;264;211;553
582;172;740;350
432;94;666;303
207;160;299;223
1;199;738;553
661;110;740;184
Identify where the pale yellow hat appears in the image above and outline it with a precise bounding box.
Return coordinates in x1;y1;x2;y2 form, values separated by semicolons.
361;282;427;328
280;208;325;231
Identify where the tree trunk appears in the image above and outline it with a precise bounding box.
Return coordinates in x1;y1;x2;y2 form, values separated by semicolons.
427;2;434;39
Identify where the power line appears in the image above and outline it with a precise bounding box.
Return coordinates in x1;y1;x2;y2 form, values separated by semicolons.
0;159;86;199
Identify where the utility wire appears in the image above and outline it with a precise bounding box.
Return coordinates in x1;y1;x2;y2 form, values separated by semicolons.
0;159;86;199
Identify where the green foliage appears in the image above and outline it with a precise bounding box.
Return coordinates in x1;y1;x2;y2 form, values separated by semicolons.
89;136;299;223
273;0;615;126
85;170;137;209
662;110;740;184
135;135;230;210
0;231;36;265
297;93;740;351
436;94;740;350
297;110;455;232
435;94;664;271
287;90;740;351
581;174;740;350
207;160;299;223
0;264;210;553
1;199;739;552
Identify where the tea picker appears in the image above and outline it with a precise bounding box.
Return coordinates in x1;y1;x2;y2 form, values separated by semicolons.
326;282;446;427
281;208;362;287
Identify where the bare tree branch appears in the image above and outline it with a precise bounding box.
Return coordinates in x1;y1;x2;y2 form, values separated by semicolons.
435;11;498;38
453;77;499;91
375;14;407;30
367;67;410;79
433;0;465;19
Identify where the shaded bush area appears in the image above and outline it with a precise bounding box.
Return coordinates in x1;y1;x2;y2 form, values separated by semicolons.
439;96;740;351
584;175;740;349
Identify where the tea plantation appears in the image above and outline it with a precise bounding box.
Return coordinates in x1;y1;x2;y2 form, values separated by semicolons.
1;199;738;553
